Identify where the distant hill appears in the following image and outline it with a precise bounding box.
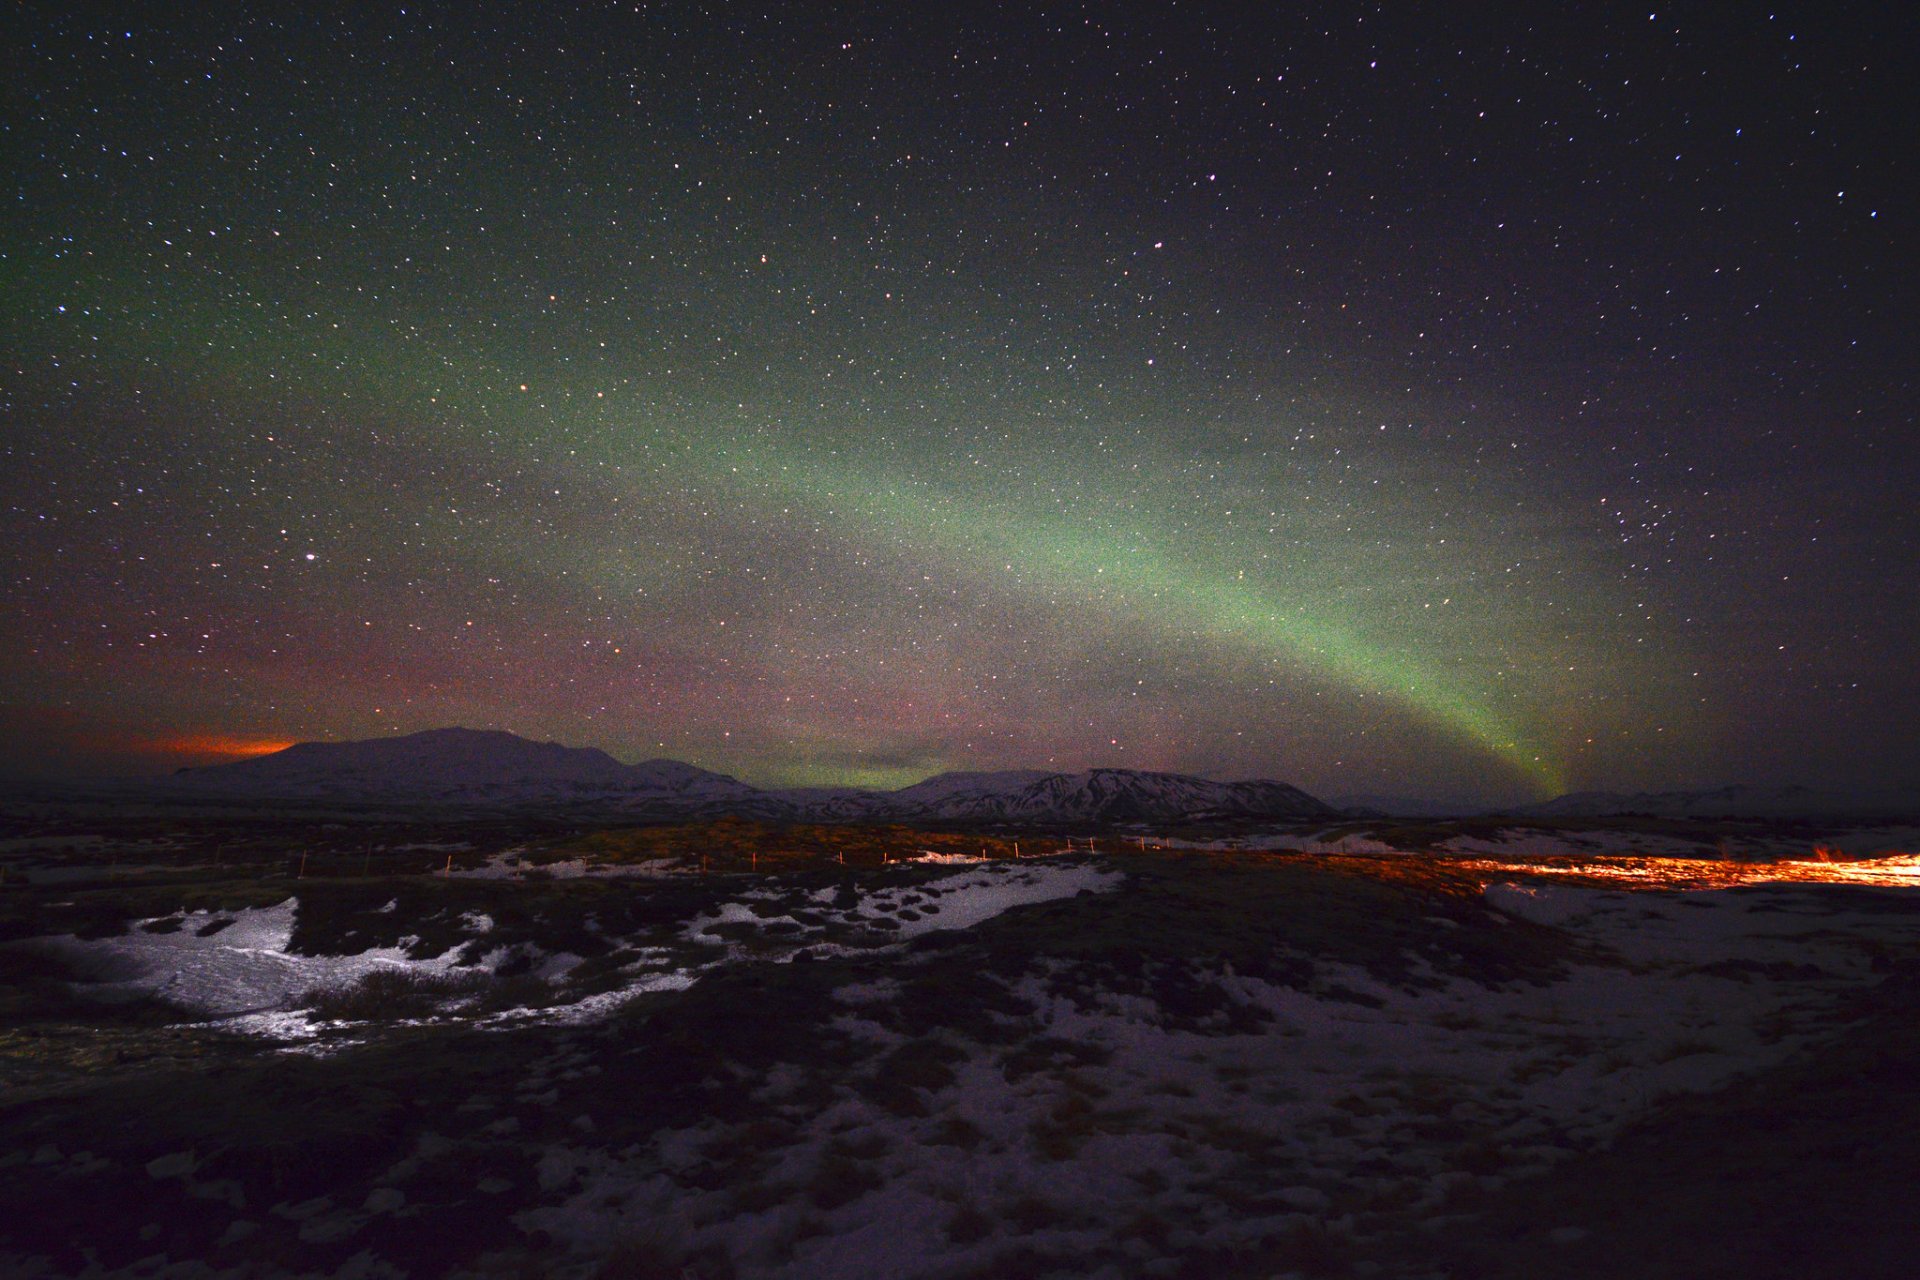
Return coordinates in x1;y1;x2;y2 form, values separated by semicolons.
166;728;1336;825
934;769;1331;825
171;728;755;808
1517;783;1920;821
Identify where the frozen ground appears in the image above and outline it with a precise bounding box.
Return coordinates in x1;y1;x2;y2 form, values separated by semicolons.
4;848;1920;1278
513;867;1920;1279
28;899;462;1039
23;859;1125;1041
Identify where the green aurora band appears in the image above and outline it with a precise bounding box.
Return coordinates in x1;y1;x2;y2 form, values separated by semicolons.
744;460;1568;794
12;246;1572;793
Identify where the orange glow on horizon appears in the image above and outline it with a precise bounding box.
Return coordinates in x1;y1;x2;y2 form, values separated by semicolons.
142;734;297;761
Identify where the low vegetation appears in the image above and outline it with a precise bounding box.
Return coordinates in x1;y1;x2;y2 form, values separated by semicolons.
300;968;490;1022
3;804;1917;1278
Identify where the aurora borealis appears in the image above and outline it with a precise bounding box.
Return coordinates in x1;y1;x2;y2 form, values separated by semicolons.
4;5;1915;801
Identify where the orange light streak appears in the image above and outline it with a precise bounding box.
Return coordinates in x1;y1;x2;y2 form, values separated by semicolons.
140;735;297;760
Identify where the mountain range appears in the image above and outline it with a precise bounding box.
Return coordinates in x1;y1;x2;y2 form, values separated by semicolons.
167;728;1337;825
162;730;1920;824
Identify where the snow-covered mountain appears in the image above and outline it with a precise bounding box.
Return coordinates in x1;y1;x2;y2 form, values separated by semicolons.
166;730;1913;825
620;758;763;807
765;768;1331;825
755;773;1061;824
893;768;1331;824
165;729;1336;824
170;728;636;800
171;728;752;808
888;770;1055;808
756;786;899;823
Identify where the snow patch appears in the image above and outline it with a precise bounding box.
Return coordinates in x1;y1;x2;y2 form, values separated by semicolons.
32;899;463;1022
855;862;1123;937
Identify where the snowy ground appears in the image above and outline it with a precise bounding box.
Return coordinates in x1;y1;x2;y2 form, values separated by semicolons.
22;859;1125;1041
27;899;463;1040
5;848;1920;1278
514;868;1920;1279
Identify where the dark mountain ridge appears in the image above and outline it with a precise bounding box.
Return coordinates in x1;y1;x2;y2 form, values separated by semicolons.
169;728;1336;825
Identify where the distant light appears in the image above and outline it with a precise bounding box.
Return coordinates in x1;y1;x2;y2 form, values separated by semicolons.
146;735;296;760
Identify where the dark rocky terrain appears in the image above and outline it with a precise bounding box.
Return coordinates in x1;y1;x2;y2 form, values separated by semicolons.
3;797;1918;1278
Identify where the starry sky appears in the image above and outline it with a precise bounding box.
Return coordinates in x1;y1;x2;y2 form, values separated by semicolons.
4;3;1915;802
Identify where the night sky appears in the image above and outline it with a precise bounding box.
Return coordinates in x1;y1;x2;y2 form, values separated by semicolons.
4;4;1915;801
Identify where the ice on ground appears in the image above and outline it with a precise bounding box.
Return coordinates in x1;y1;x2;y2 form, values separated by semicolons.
30;899;462;1019
856;861;1122;937
28;860;1123;1047
685;859;1123;947
481;970;699;1029
519;872;1920;1280
11;851;1920;1279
